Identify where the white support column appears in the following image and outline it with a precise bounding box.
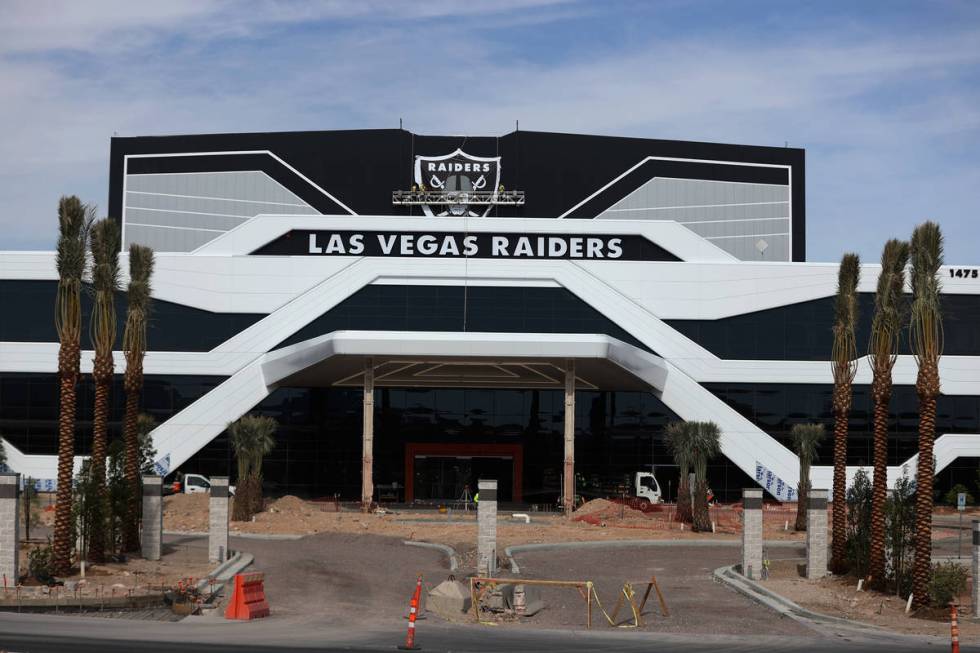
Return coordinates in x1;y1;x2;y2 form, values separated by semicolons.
477;479;498;577
141;475;163;561
973;520;980;616
563;359;575;517
208;476;230;563
806;489;829;580
362;357;374;513
742;488;763;580
0;473;19;585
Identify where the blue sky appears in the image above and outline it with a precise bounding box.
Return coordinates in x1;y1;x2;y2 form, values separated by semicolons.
2;0;979;263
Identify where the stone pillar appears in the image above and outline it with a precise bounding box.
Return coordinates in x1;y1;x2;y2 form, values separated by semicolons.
0;473;19;585
973;520;980;616
806;489;829;580
362;357;374;513
477;479;498;577
741;488;763;580
563;359;575;517
209;477;230;563
141;475;163;561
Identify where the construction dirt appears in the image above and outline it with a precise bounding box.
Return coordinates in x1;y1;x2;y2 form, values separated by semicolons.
16;539;213;597
163;494;810;551
764;558;979;640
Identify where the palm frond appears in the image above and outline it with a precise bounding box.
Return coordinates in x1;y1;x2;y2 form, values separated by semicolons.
791;423;826;466
909;221;944;362
832;253;861;381
89;219;121;351
868;239;909;368
55;196;94;340
123;245;155;357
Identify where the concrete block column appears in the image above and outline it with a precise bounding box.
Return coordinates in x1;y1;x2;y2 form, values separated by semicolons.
141;475;163;561
477;479;497;577
972;521;980;615
806;489;829;580
0;473;19;584
741;488;762;580
209;477;230;563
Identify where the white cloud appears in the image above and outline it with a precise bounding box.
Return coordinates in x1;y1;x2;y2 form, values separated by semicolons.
1;3;978;262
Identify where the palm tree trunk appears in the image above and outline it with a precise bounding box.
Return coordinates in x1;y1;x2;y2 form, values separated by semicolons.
676;471;692;523
795;480;809;531
52;343;80;575
88;355;112;562
121;368;142;553
830;385;851;572
911;362;939;608
869;378;890;588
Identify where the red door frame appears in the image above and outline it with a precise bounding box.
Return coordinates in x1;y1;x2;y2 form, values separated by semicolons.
405;442;523;503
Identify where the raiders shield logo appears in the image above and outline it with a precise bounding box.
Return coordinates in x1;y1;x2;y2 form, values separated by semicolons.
414;149;501;217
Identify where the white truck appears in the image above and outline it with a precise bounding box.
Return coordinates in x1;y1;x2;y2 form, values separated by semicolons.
166;473;235;496
633;471;662;507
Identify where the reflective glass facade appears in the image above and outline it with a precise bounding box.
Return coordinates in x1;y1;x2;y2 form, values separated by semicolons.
0;280;263;352
666;293;980;360
276;284;653;352
706;383;980;465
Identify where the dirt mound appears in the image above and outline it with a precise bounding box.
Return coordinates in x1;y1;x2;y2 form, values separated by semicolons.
164;493;211;531
572;498;649;524
265;495;308;513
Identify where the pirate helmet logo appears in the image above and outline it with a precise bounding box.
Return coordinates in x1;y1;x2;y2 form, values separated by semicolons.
414;149;501;217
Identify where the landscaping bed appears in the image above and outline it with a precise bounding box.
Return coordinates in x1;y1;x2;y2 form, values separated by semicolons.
763;558;978;639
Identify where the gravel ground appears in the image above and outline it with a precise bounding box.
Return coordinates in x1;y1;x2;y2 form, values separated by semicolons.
238;531;451;625
496;544;811;635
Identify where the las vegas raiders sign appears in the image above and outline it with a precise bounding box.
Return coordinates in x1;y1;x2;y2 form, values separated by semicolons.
414;149;501;217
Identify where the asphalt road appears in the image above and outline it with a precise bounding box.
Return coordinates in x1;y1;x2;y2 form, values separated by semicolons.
0;613;973;653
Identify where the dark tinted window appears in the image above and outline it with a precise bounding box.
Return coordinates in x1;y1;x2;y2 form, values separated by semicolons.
705;383;980;466
667;293;980;360
275;285;653;352
0;280;263;352
0;373;225;456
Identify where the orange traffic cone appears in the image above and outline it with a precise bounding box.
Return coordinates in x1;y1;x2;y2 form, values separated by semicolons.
398;575;423;651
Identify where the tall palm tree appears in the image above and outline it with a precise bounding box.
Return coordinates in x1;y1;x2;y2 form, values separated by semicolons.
791;424;826;531
52;196;92;575
689;421;721;533
909;221;943;608
229;415;277;521
664;422;692;524
87;219;120;563
121;245;154;552
830;253;860;572
867;239;909;587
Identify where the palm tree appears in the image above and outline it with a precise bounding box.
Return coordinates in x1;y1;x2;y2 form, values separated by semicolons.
867;239;909;587
121;245;154;553
909;221;944;608
689;421;721;532
87;219;120;563
791;424;826;531
228;415;277;521
830;253;860;572
664;422;692;524
52;196;92;575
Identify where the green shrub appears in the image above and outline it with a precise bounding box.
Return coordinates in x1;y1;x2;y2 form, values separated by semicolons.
928;562;968;607
885;474;916;596
943;484;974;507
845;469;873;577
27;542;54;583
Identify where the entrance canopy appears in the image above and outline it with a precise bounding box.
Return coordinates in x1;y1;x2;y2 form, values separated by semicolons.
260;330;668;391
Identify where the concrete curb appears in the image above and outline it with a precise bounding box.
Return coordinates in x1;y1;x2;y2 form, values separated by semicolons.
194;551;255;595
504;539;805;575
712;563;885;633
403;541;459;571
164;530;304;541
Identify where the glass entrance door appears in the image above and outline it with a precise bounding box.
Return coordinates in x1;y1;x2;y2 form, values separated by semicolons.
413;455;514;502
